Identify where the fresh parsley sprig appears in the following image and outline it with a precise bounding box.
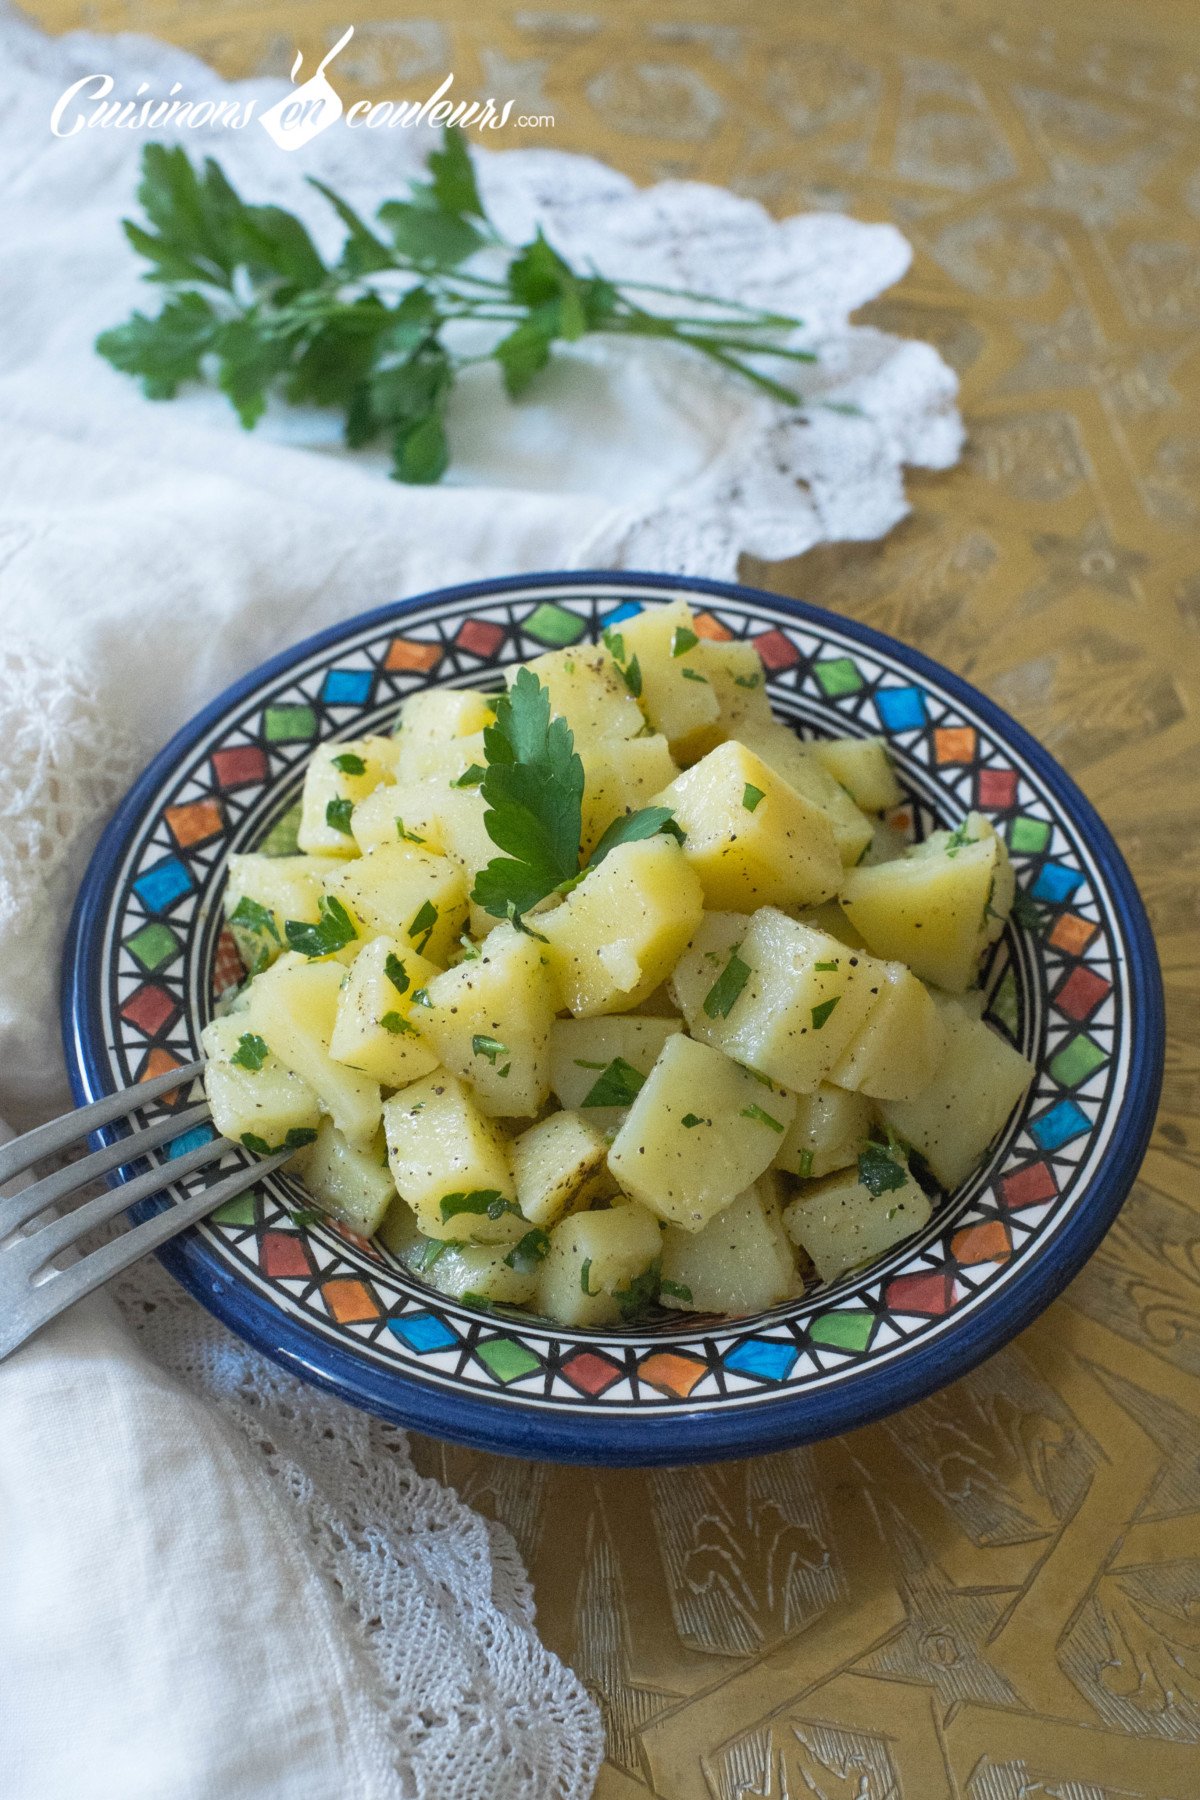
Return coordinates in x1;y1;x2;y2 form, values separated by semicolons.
98;132;817;485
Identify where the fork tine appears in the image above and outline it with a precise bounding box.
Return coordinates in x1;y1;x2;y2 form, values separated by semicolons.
6;1135;235;1276
0;1149;289;1364
0;1101;213;1238
0;1059;206;1190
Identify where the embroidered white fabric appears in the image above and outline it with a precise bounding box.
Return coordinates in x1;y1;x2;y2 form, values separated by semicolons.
0;9;961;1798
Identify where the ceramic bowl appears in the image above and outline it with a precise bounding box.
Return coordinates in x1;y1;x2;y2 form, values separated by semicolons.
62;573;1163;1465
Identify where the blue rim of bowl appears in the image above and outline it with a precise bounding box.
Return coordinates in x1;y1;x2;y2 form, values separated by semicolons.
62;570;1164;1465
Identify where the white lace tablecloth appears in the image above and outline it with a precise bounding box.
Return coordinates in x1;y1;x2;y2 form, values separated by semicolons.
0;7;961;1797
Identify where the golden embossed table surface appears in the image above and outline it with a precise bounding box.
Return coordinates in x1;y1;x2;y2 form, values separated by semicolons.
27;0;1200;1792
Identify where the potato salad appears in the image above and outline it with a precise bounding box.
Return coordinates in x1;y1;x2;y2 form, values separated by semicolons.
203;599;1035;1327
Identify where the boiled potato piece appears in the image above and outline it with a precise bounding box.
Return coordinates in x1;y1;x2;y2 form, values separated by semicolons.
736;722;873;867
840;814;1014;993
539;836;704;1017
382;1070;522;1243
792;899;866;949
706;909;880;1094
774;1084;875;1179
328;934;441;1086
323;842;467;967
830;958;946;1102
394;689;494;785
511;645;644;744
695;637;775;747
579;733;679;856
201;1013;320;1149
376;1193;426;1263
610;600;721;756
782;1146;931;1283
548;1015;684;1134
660;1182;796;1316
668;912;751;1048
301;1117;397;1237
879;997;1035;1189
654;741;842;912
425;1243;539;1307
349;782;447;856
297;736;398;857
418;922;558;1118
511;1111;608;1228
608;1034;796;1230
536;1203;664;1328
224;853;342;973
813;736;903;813
245;956;382;1152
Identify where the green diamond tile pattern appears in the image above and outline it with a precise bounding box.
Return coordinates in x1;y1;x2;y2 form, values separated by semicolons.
1049;1034;1108;1088
1010;816;1051;854
475;1336;543;1383
814;657;864;697
524;601;587;646
124;921;182;971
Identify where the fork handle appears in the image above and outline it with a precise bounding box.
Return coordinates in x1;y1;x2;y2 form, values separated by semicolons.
1;1151;288;1363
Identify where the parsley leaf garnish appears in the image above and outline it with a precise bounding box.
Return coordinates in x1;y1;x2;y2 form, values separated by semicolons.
439;1189;521;1222
380;1011;417;1036
471;666;585;927
581;805;678;877
505;1228;550;1273
857;1141;908;1196
472;1034;508;1065
407;900;438;953
228;895;281;944
285;895;358;958
811;996;841;1030
681;1113;704;1129
241;1126;318;1155
230;1032;269;1071
742;783;765;813
703;951;751;1019
671;626;699;657
581;1057;646;1108
326;796;355;836
452;764;486;787
740;1103;785;1133
332;751;366;775
384;953;410;995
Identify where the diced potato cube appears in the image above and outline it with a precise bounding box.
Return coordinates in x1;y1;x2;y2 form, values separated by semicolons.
774;1084;875;1179
791;898;867;948
350;782;448;856
840;813;1013;992
301;1117;397;1237
696;637;775;746
706;908;880;1094
431;787;501;941
201;1014;321;1150
328;934;441;1086
536;1203;664;1328
782;1150;931;1283
323;842;467;967
548;1015;684;1134
611;600;720;755
425;1242;539;1307
394;688;494;784
297;737;398;857
510;646;645;744
382;1070;521;1242
511;1111;608;1228
667;912;752;1048
813;736;903;813
879;997;1035;1189
224;853;343;973
245;958;382;1151
861;818;912;866
376;1194;426;1262
830;958;947;1102
654;741;842;911
418;923;558;1118
608;1034;796;1230
579;734;679;856
737;722;873;867
539;836;704;1017
660;1182;796;1316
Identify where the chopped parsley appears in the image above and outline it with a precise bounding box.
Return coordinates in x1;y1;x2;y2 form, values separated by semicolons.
229;895;281;944
229;1032;269;1071
681;1113;704;1129
795;1149;814;1180
241;1126;318;1155
284;894;358;958
857;1140;908;1197
380;1011;417;1036
703;950;751;1019
413;1237;447;1273
325;796;355;836
811;996;841;1030
680;667;708;683
660;1279;693;1303
740;1103;785;1133
505;1228;551;1273
384;953;410;994
573;1058;608;1070
580;1257;596;1296
472;1034;508;1065
615;1258;661;1320
331;751;366;775
620;653;643;698
814;960;838;972
396;818;425;844
733;672;762;690
439;1189;520;1222
581;1057;646;1108
452;764;486;787
411;987;433;1008
408;899;438;953
1011;890;1042;931
945;821;976;857
671;626;700;657
742;783;765;813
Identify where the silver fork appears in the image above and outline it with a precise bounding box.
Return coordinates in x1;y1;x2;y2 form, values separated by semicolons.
0;1060;287;1363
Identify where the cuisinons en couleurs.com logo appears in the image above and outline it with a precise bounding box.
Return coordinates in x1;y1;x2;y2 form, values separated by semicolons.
50;26;531;148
